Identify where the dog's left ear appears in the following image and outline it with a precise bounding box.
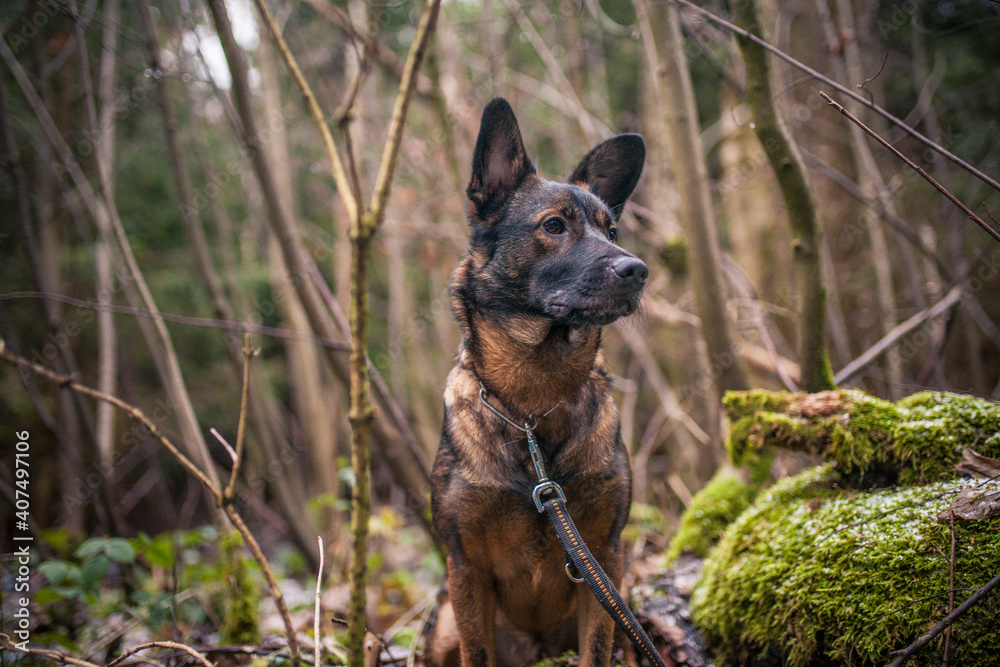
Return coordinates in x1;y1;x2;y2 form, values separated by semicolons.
569;134;645;219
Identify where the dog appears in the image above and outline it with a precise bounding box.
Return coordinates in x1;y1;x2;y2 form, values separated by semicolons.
429;98;647;667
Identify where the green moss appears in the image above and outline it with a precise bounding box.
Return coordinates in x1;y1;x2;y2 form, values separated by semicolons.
722;389;798;421
893;391;1000;484
665;470;756;563
692;465;1000;666
532;651;579;667
722;389;1000;484
219;531;262;645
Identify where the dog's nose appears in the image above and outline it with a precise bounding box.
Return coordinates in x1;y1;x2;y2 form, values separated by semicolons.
612;256;648;285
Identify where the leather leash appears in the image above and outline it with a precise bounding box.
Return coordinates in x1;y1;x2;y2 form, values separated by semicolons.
479;385;667;667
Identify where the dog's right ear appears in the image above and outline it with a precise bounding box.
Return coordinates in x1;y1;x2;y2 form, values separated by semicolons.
467;98;536;216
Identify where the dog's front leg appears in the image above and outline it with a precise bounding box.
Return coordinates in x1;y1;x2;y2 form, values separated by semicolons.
447;555;497;667
575;545;623;667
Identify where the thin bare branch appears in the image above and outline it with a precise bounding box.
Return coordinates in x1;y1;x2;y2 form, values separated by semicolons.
207;0;434;535
222;505;300;666
336;6;383;125
211;428;238;462
0;345;221;504
365;0;443;235
503;0;605;144
857;52;889;99
314;535;326;663
799;149;951;279
250;0;359;224
225;334;256;499
675;0;1000;194
303;0;435;100
0;341;300;665
821;91;1000;244
835;286;962;384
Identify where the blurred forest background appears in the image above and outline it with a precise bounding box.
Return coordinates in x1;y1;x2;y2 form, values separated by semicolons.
1;0;999;660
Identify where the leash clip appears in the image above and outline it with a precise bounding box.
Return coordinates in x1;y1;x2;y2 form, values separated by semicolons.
532;480;565;512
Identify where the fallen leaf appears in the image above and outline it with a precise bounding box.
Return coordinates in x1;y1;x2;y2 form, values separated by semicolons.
938;480;1000;521
956;448;1000;480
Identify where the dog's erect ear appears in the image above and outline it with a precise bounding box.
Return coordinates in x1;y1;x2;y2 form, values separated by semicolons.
468;98;536;214
569;134;645;219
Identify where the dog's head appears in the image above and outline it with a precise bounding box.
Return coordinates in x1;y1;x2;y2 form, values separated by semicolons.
456;98;647;330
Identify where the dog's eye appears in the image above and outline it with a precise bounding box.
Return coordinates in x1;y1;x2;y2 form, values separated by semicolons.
609;227;618;243
543;217;565;235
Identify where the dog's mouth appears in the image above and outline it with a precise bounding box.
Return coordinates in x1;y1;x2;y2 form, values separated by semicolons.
546;295;640;327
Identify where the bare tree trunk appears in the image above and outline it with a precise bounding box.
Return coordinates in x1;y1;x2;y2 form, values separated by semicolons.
257;26;340;528
135;0;324;564
4;1;226;521
813;0;904;398
718;85;792;316
206;0;434;534
94;0;121;512
17;7;89;535
731;0;835;391
637;0;750;397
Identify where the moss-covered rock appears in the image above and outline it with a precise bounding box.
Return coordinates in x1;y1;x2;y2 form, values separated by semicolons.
691;465;1000;665
723;389;1000;484
664;469;756;563
676;390;1000;664
894;391;1000;483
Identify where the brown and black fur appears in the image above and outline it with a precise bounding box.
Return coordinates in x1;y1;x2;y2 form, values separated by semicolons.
429;98;647;667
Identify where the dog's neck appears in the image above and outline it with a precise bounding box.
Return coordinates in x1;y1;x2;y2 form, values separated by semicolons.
461;309;603;426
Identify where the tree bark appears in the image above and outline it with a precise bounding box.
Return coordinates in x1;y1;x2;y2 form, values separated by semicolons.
637;0;751;397
257;27;340;532
731;0;835;392
135;0;324;564
87;0;121;492
814;0;906;398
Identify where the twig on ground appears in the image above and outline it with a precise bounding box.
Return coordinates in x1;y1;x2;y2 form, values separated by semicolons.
0;635;103;667
945;513;956;664
107;641;215;667
820;91;1000;244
